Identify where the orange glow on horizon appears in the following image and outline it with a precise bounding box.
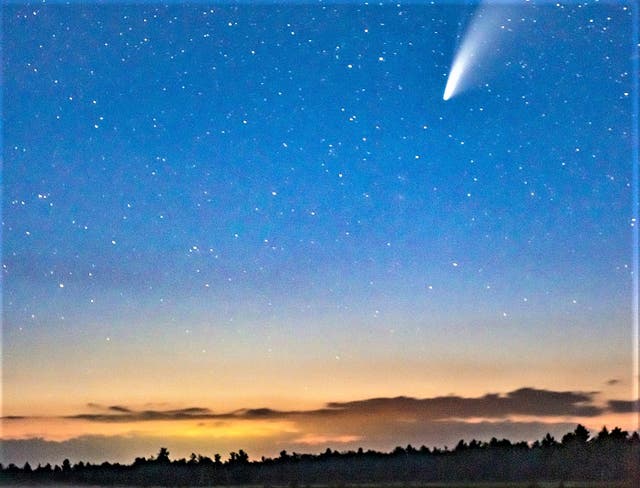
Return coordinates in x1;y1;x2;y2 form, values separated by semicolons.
0;417;299;443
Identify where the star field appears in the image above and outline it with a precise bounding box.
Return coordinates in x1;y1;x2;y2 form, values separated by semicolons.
2;1;637;464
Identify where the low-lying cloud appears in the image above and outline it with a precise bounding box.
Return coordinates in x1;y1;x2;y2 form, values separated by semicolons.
607;399;640;413
58;387;605;424
323;387;602;418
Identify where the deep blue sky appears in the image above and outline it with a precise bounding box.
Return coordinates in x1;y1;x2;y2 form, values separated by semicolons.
2;0;637;464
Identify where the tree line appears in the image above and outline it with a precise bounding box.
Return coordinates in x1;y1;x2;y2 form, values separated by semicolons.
1;425;639;485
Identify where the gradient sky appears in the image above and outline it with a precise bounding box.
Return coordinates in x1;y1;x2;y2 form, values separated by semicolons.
2;0;638;466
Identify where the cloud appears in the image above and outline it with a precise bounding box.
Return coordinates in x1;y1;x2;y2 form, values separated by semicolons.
293;434;362;445
322;387;603;419
108;406;133;413
5;387;606;425
232;408;283;418
607;399;640;413
66;407;221;423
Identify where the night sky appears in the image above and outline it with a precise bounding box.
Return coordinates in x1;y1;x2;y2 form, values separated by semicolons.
2;1;638;465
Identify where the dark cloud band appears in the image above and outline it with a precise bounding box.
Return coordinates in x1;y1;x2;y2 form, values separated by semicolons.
5;387;635;426
3;387;608;424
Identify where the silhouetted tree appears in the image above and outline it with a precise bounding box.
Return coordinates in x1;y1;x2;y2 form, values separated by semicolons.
156;447;170;464
541;433;558;448
574;424;590;443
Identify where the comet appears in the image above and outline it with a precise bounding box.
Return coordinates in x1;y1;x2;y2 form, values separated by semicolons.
443;2;517;101
443;56;465;101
